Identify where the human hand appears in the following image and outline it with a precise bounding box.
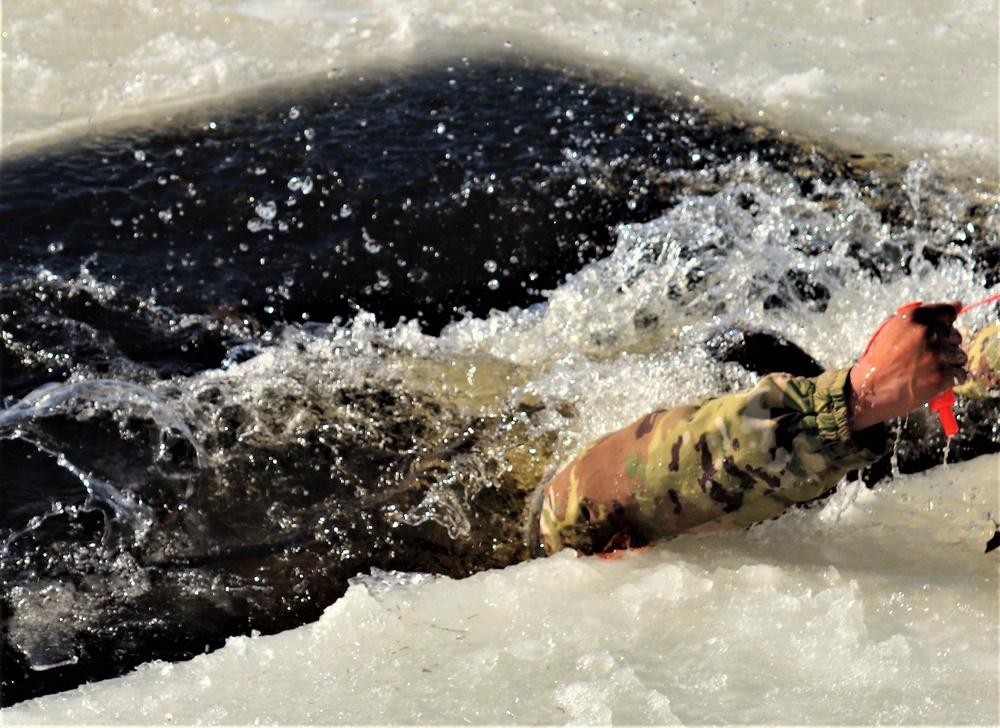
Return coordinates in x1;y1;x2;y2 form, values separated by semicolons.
848;302;968;432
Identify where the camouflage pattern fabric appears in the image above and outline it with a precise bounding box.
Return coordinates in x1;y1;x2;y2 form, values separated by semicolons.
534;368;888;556
955;322;1000;400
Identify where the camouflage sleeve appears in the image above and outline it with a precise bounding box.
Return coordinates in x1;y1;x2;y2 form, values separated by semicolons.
954;323;1000;400
536;368;887;555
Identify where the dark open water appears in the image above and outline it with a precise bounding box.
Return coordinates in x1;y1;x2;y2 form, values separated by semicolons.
3;57;999;707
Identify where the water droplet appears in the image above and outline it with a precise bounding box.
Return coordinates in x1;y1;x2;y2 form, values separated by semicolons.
484;259;498;273
287;176;314;194
487;279;500;290
255;201;277;222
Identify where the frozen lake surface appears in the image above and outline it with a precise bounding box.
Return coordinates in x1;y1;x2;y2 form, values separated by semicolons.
5;0;998;180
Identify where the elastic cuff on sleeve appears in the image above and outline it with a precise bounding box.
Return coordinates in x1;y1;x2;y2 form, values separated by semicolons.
812;367;887;463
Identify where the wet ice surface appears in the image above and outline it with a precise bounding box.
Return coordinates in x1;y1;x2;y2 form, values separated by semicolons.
5;0;998;180
6;456;997;725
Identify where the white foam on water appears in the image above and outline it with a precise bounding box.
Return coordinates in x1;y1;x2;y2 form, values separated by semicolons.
425;159;996;456
3;0;998;179
5;455;996;725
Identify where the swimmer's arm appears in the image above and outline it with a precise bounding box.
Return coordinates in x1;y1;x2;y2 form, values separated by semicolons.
536;368;886;555
536;302;968;555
